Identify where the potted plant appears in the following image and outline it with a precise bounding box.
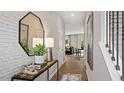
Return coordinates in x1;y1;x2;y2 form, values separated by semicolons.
31;44;47;64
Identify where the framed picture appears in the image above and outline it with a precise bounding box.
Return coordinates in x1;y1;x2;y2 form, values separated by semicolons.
20;23;29;53
87;12;93;70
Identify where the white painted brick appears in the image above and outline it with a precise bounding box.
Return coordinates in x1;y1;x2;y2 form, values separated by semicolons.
0;11;35;81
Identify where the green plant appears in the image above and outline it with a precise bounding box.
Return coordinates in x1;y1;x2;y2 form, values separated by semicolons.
31;44;47;56
81;40;84;49
65;39;68;44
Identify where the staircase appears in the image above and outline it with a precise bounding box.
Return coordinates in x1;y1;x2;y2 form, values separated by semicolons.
105;11;124;80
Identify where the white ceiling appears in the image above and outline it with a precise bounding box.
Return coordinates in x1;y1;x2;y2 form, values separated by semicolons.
57;11;86;35
57;11;86;25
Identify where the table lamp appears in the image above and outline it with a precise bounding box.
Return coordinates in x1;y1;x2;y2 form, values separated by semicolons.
45;37;54;61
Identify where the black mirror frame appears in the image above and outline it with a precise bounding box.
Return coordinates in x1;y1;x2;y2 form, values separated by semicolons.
19;12;45;56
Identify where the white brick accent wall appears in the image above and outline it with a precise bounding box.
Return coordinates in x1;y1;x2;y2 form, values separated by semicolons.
0;11;34;80
0;11;65;81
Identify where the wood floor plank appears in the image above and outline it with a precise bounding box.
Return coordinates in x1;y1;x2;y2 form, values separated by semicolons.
51;55;88;81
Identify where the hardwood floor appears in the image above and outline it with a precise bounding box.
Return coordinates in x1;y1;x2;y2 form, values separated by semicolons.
51;55;88;81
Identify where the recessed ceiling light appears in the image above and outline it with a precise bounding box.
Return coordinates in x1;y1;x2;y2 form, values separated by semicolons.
71;14;75;17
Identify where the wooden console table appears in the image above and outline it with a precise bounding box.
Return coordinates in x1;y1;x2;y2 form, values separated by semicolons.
11;60;59;81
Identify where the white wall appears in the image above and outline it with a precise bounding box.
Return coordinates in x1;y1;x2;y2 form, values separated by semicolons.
77;34;84;49
69;34;83;49
70;35;78;48
43;12;65;68
84;12;112;81
0;11;65;81
65;24;84;35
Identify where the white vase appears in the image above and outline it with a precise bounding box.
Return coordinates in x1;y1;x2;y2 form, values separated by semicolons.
35;56;44;64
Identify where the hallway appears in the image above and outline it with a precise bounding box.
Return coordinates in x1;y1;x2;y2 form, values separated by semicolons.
0;0;123;92
51;55;88;81
0;11;122;81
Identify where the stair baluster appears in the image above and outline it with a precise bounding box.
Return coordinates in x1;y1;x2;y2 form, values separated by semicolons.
106;11;109;47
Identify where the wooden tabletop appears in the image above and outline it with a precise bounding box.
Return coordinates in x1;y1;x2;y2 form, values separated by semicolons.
11;60;58;81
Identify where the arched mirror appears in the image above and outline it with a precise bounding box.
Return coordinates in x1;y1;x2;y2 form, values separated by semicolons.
19;12;45;56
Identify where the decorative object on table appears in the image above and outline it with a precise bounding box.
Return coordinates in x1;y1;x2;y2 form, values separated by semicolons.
45;37;54;61
22;64;38;75
34;61;48;69
31;43;47;64
22;61;48;75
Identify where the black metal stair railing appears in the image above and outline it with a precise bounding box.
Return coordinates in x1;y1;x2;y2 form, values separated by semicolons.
115;11;120;70
121;11;124;80
108;11;112;54
105;11;123;80
106;11;109;47
111;11;115;61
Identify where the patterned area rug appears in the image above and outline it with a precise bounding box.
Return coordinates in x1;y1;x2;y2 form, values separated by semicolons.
60;73;82;81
